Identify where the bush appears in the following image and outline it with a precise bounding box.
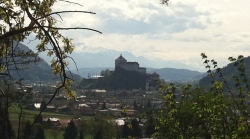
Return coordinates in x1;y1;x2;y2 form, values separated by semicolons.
155;54;250;139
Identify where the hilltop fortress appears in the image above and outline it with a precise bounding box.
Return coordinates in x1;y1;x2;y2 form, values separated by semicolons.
115;54;159;80
115;54;146;74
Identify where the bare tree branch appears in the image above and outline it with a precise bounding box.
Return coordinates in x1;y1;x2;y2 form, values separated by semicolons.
40;26;102;34
59;0;84;7
37;10;96;20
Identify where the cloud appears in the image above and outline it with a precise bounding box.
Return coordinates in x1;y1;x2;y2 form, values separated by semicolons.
52;1;211;35
91;1;210;34
22;0;250;71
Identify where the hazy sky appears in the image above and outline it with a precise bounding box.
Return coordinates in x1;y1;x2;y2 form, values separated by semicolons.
51;0;250;70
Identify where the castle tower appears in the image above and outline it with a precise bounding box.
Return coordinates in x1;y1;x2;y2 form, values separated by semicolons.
115;54;127;67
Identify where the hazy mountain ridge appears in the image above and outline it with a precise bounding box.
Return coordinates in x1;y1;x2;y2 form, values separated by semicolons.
147;68;204;82
7;42;82;83
37;47;203;71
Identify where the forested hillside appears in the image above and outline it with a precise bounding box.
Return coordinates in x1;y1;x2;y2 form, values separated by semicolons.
199;56;250;91
8;42;82;83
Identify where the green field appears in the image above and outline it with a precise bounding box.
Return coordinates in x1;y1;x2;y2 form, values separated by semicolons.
9;105;91;120
9;105;93;139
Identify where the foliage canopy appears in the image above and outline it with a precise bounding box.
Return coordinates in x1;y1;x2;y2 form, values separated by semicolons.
155;53;250;139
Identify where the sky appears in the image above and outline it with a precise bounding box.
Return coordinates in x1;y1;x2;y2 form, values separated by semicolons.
48;0;250;71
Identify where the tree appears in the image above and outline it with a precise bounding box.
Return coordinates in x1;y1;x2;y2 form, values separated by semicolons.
46;118;52;129
0;89;15;139
100;70;105;76
21;121;33;139
0;110;15;139
122;119;142;138
104;69;110;77
145;114;156;137
147;100;151;108
131;118;142;138
155;54;250;138
33;123;46;139
67;98;76;110
79;131;84;139
122;122;132;138
133;100;138;110
50;127;61;139
40;100;47;111
34;114;43;124
100;69;110;77
63;120;78;139
161;0;170;5
93;117;117;139
78;119;86;139
0;1;101;139
102;102;107;110
84;120;95;139
94;129;103;139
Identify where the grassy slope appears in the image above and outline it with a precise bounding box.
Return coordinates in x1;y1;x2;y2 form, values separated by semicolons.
9;105;92;139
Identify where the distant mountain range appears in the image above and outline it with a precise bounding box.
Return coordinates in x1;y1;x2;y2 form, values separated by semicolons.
147;68;205;82
36;46;205;72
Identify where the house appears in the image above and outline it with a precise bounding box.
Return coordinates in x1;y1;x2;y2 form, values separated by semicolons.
79;104;95;116
86;102;99;109
34;103;41;109
53;96;67;107
122;109;137;116
58;106;73;115
57;119;70;127
45;105;56;112
43;117;61;127
25;103;36;110
109;108;122;116
107;103;120;108
96;108;138;117
96;109;110;115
